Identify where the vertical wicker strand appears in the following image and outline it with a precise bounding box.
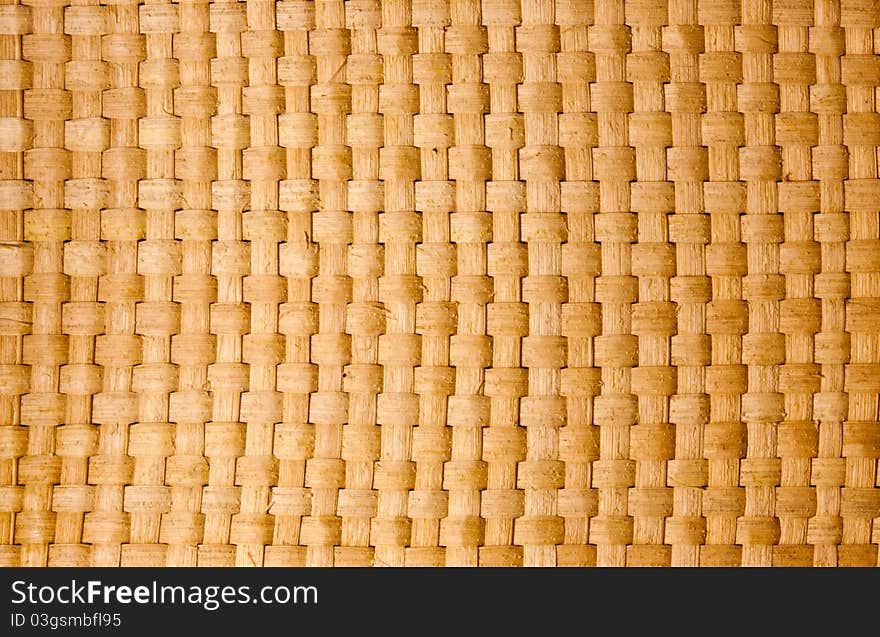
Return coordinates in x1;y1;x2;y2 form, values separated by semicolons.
700;0;743;567
130;0;179;567
839;0;880;566
445;0;489;568
410;0;450;567
232;0;285;567
666;0;707;567
54;0;107;568
483;0;526;568
627;0;675;567
336;0;382;569
371;0;420;567
0;0;31;567
739;0;783;567
273;0;317;567
774;0;819;566
810;0;847;568
165;0;215;567
517;0;566;567
557;0;599;567
304;0;349;567
19;0;70;567
89;0;143;566
205;0;247;567
590;0;635;567
374;0;418;567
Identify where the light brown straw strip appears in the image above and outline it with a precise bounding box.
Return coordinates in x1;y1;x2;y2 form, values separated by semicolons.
1;0;879;567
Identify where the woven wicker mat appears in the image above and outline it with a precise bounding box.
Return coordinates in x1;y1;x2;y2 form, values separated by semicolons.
1;0;880;568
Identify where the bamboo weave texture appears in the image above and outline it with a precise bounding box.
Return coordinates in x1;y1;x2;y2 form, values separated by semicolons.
2;0;880;567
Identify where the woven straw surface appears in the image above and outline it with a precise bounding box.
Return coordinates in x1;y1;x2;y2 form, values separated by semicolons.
1;0;880;568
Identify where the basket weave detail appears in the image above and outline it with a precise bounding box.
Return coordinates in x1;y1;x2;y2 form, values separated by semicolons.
1;0;880;567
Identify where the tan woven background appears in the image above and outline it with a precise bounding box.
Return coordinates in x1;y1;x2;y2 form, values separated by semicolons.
1;0;880;567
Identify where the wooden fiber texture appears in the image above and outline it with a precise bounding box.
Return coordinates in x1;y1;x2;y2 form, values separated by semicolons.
1;0;880;568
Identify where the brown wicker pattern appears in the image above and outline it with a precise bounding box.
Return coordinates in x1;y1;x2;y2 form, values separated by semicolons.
1;0;879;567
